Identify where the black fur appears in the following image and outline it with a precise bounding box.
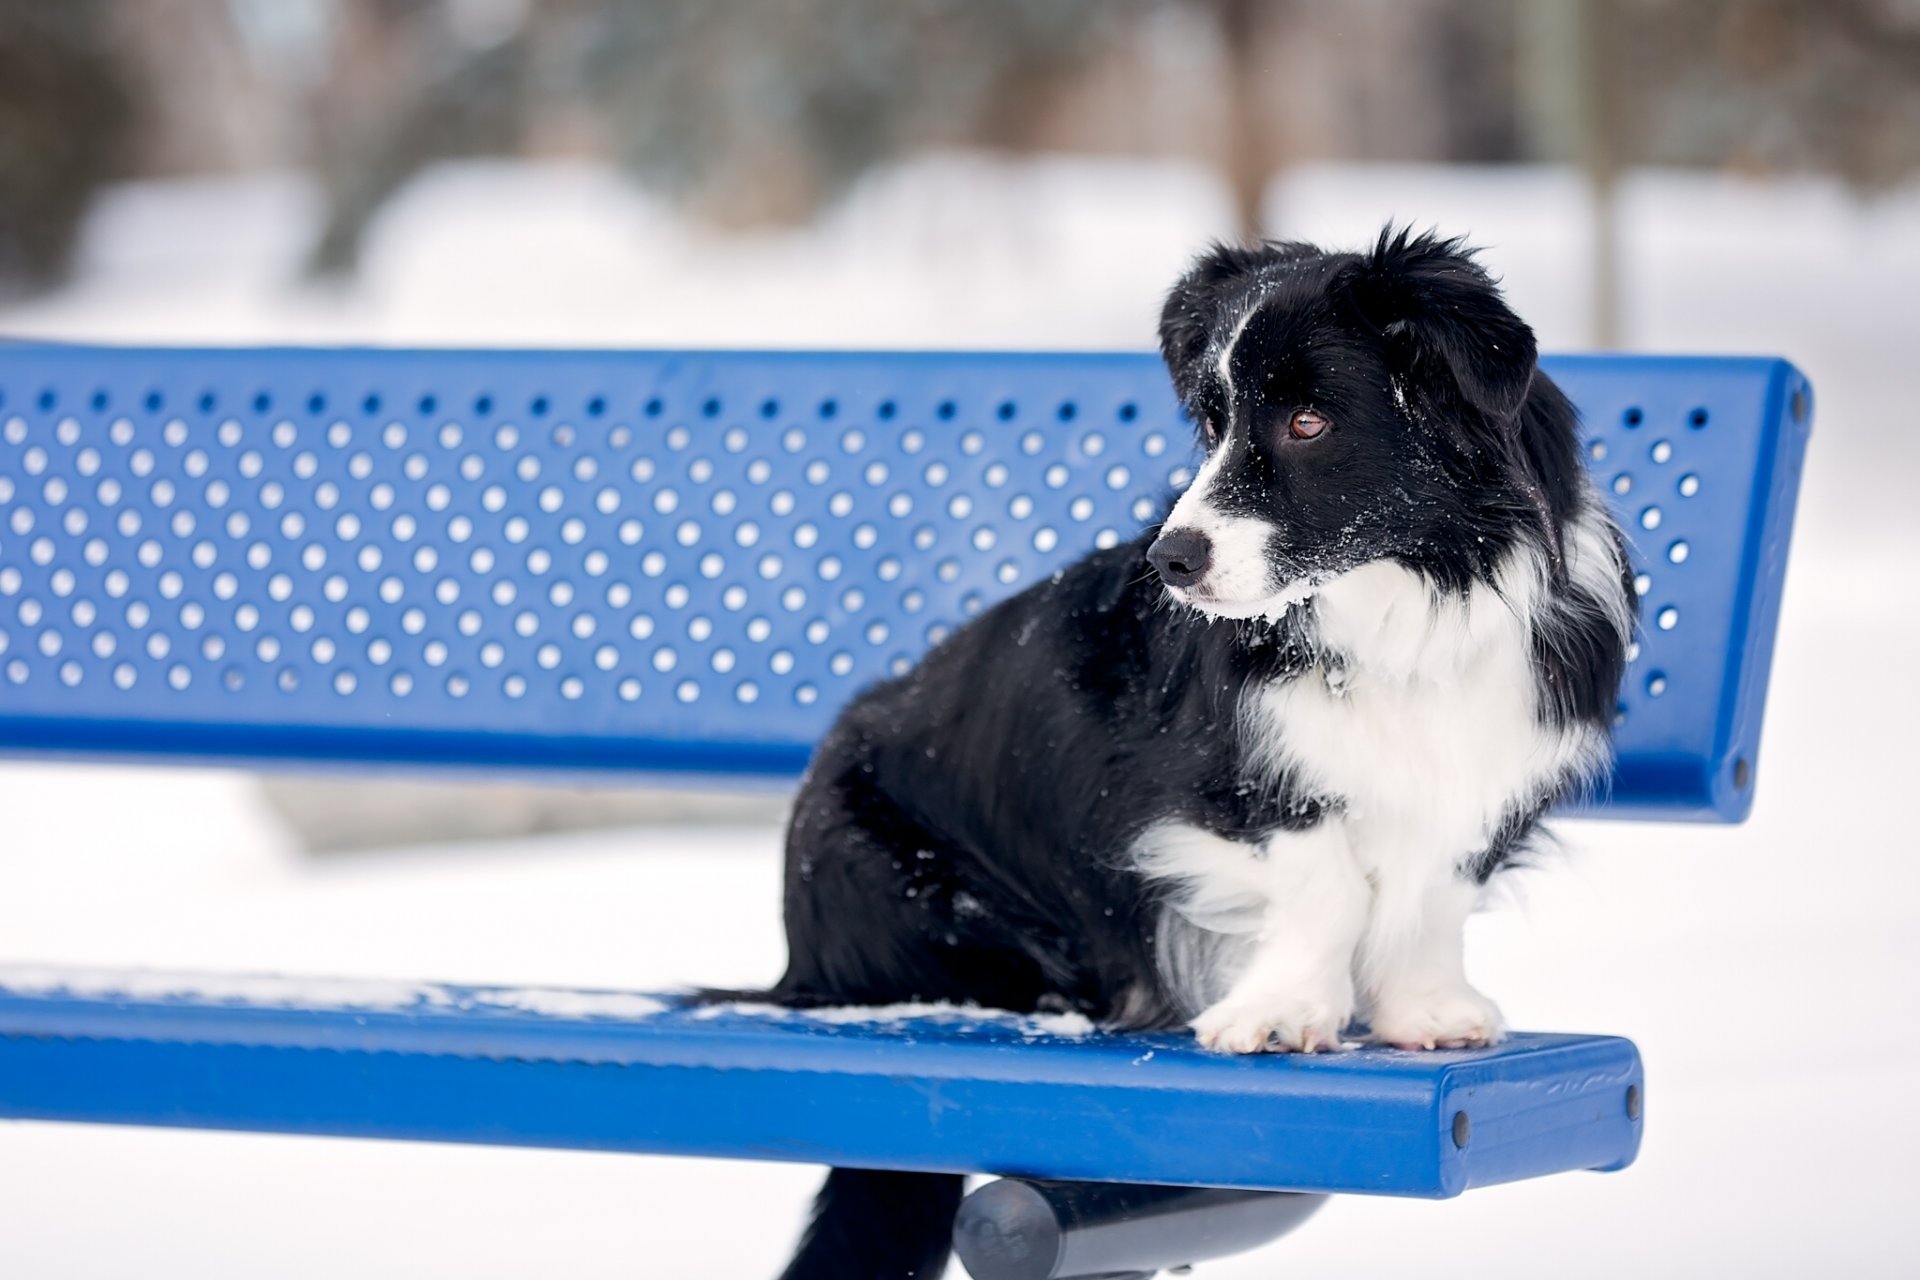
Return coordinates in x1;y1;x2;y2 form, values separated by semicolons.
778;1170;963;1280
748;228;1634;1280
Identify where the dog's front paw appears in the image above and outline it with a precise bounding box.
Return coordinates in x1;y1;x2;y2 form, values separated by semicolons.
1192;993;1352;1055
1368;985;1506;1050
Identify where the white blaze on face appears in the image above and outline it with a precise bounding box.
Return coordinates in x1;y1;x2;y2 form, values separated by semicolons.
1216;302;1258;395
1157;297;1315;620
1161;442;1295;617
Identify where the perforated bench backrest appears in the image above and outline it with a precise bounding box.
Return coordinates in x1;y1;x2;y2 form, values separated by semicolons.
0;347;1809;820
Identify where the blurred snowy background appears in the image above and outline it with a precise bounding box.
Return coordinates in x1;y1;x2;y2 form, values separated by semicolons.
1;1;1917;1277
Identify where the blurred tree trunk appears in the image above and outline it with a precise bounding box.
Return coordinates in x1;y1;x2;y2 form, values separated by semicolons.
1216;0;1273;243
1519;0;1622;348
1579;0;1623;349
0;2;130;295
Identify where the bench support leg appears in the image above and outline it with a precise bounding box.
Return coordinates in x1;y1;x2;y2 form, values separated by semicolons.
951;1177;1328;1279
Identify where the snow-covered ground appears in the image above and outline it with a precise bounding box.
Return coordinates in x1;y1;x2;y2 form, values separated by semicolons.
1;157;1916;1277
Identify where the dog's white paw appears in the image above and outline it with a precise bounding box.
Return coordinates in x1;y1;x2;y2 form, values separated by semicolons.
1192;993;1352;1055
1368;985;1506;1050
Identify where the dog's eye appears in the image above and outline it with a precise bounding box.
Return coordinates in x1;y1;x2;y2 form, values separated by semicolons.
1288;409;1329;441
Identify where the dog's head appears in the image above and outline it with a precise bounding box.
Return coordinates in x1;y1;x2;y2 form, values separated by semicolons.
1148;228;1550;619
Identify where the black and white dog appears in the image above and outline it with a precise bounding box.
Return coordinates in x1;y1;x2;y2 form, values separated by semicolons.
761;229;1635;1280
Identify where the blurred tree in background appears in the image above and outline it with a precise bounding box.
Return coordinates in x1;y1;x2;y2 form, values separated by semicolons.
1617;0;1920;190
2;0;1919;293
303;0;1144;271
0;2;129;297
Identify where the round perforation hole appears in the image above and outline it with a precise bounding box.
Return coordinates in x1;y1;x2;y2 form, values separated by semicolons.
1655;606;1679;631
1667;540;1690;564
1645;671;1669;697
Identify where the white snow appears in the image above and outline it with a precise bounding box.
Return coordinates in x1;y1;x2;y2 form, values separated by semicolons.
476;988;670;1020
0;965;465;1012
698;999;1097;1038
0;155;1915;1278
0;965;669;1020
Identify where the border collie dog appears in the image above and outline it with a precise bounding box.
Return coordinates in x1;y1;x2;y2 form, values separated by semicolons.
762;229;1635;1280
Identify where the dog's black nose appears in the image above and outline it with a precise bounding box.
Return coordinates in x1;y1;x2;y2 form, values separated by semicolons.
1149;527;1212;589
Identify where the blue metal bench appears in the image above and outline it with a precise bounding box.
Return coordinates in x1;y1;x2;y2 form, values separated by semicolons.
0;346;1809;1253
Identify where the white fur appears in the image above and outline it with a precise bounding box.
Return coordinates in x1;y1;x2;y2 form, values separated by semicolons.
1137;821;1368;1053
1160;432;1318;620
1134;503;1627;1052
1215;302;1259;398
1363;874;1504;1050
1550;502;1637;701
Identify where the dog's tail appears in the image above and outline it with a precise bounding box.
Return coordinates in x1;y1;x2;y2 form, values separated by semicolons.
690;988;962;1276
779;1167;964;1280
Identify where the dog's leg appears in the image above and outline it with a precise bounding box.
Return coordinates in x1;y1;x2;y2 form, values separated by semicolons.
1187;822;1368;1054
1360;872;1505;1050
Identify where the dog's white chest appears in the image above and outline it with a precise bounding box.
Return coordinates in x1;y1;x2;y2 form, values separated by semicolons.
1246;560;1594;863
1255;655;1544;856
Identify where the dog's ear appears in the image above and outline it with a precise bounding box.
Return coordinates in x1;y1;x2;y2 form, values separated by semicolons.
1158;241;1314;397
1344;227;1538;421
